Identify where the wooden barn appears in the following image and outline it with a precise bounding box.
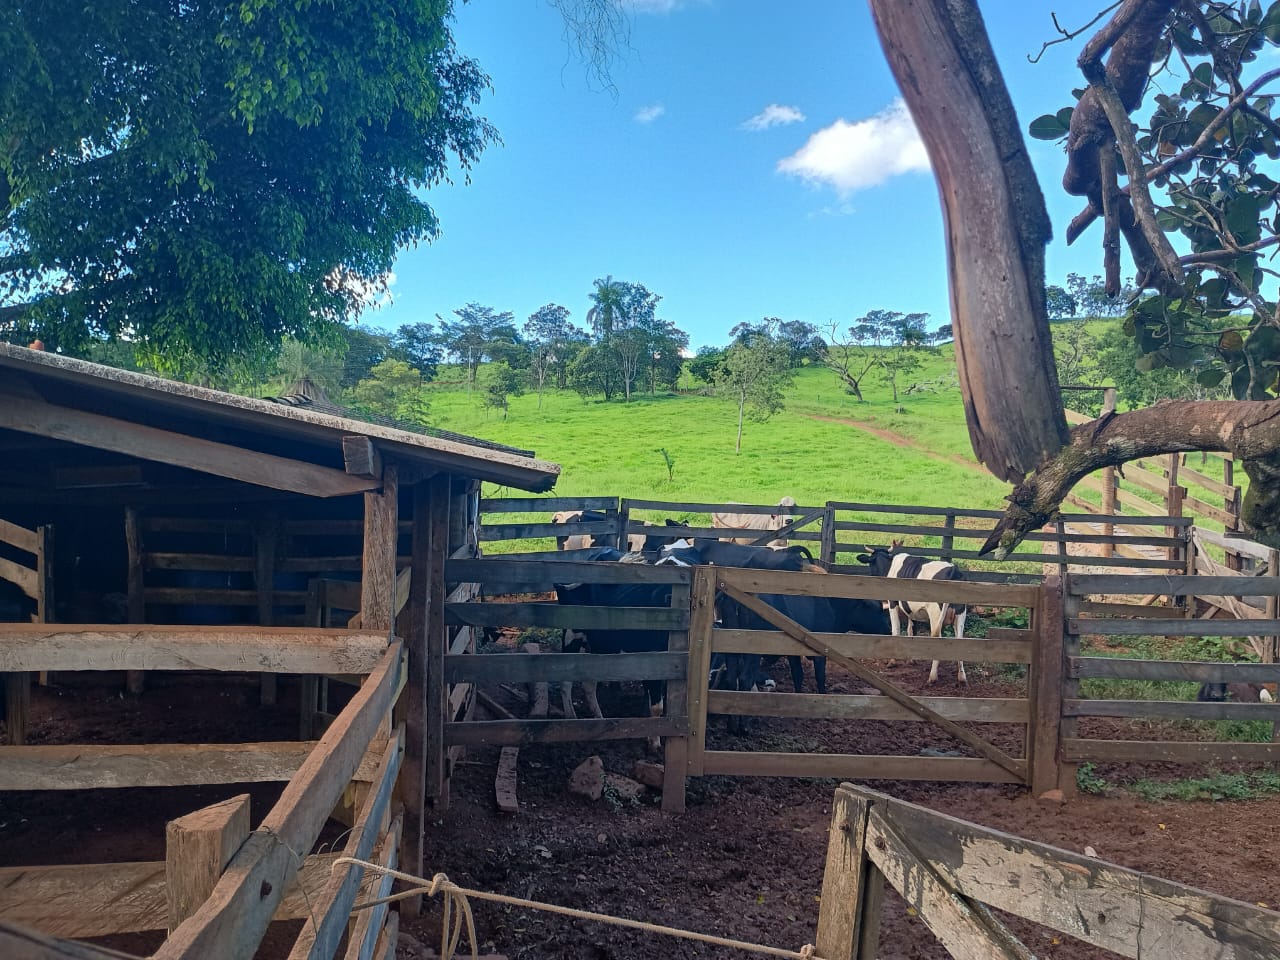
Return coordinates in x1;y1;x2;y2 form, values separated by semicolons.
0;341;558;958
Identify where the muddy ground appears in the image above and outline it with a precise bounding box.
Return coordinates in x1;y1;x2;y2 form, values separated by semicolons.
2;661;1278;960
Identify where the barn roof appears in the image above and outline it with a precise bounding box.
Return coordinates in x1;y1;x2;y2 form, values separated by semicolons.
0;343;560;494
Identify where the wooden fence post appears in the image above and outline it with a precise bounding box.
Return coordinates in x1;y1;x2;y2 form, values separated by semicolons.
1101;388;1118;557
254;515;279;707
1054;518;1069;580
615;499;630;551
165;794;250;932
821;503;838;568
815;784;882;960
1029;576;1065;798
940;510;956;563
661;579;691;813
422;473;451;816
684;565;716;778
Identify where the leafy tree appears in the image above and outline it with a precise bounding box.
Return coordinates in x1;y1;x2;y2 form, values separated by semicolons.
586;276;628;339
483;362;524;419
714;322;794;452
1045;285;1078;320
350;360;430;424
643;318;689;393
777;319;824;366
440;303;519;389
567;343;622;401
817;319;882;401
0;0;496;377
390;323;445;381
877;312;930;403
523;303;573;406
585;278;663;401
1052;320;1100;388
686;346;727;385
339;327;395;389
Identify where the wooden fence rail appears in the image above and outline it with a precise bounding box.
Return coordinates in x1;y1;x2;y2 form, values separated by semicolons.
815;782;1280;960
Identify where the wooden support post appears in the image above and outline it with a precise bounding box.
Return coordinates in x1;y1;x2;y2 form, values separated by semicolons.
1054;518;1068;581
523;643;550;718
124;507;146;695
422;474;451;818
404;473;448;914
361;466;399;634
1058;618;1082;798
820;503;838;568
1029;576;1065;798
255;515;279;706
940;510;956;563
815;784;881;960
684;566;716;777
661;580;690;813
615;499;631;551
448;476;469;558
35;524;53;685
165;794;251;933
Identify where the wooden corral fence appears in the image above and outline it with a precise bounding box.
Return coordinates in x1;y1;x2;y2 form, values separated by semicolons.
692;566;1058;789
479;496;1191;580
0;516;53;745
1057;573;1280;779
440;555;692;811
1190;527;1280;661
814;781;1280;960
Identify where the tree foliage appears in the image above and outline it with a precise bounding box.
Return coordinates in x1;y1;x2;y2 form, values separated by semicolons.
714;321;794;453
0;0;496;376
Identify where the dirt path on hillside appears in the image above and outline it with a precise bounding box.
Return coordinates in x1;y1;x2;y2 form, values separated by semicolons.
805;413;986;474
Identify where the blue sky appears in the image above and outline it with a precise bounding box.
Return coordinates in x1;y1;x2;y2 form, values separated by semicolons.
361;0;1109;350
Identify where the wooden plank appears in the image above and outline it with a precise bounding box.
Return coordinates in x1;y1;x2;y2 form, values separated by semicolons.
1193;527;1277;563
0;741;381;791
143;553;257;572
401;479;432;912
1183;493;1240;527
444;651;686;685
4;673;29;746
814;786;873;960
479;520;617;540
0;557;38;599
255;516;279;706
153;641;401;960
711;628;1033;664
124;507;147;695
0;625;389;674
341;435;382;479
1065;699;1280;721
661;580;690;813
1062;738;1280;765
835;542;1183;568
495;746;520;814
446;558;691;587
1070;600;1179;618
1071;658;1280;683
1068;618;1280;637
287;728;402;960
165;795;251;933
707;691;1029;722
1179;464;1237;498
700;751;1023;782
446;602;687;632
829;520;1180;547
142;587;308;606
829;502;1008;519
625;499;824;515
1029;577;1065;797
0;396;378;498
479;496;618;513
423;474;451;817
865;807;1029;960
718;579;1027;782
0;855;340;940
0;517;39;554
1069;574;1280;596
1121;462;1174;499
361;465;398;633
1114;487;1164;516
713;568;1039;606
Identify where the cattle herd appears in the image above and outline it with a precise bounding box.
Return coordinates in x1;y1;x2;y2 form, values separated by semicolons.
536;503;973;745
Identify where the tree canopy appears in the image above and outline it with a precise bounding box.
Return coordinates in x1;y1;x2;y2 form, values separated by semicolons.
0;0;496;375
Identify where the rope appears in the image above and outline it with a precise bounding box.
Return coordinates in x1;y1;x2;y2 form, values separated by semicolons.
332;857;818;960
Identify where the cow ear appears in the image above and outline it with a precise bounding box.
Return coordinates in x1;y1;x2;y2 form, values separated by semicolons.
856;553;871;564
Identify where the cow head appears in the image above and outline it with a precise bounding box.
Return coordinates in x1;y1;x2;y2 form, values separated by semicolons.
856;546;895;576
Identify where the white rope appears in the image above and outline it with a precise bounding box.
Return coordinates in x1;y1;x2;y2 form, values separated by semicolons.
333;857;818;960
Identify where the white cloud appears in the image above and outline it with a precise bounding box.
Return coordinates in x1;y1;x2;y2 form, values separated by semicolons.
742;104;805;131
619;0;683;12
777;98;930;196
634;103;666;124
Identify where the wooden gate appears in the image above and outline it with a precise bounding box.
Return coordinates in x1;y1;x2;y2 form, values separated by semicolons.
0;517;53;745
686;566;1062;790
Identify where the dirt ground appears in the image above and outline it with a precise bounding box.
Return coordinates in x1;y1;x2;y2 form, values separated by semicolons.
3;664;1279;960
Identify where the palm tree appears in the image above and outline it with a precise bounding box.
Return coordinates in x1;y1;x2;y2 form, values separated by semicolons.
586;276;627;340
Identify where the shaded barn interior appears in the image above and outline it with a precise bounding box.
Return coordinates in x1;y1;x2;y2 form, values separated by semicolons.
0;342;558;955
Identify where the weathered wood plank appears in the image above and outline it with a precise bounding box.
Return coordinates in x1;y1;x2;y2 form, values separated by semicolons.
830;520;1180;547
711;628;1032;663
479;521;617;541
1029;577;1065;797
1070;658;1280;683
699;752;1023;782
715;568;1039;606
153;641;400;960
446;558;691;587
0;741;382;792
343;813;402;960
1069;617;1280;637
479;496;619;513
0;557;38;599
444;651;686;685
361;465;398;633
624;499;824;515
444;716;687;747
445;602;687;631
342;435;382;479
0;855;340;940
1065;699;1280;721
814;786;873;960
0;625;388;674
684;566;717;778
1069;574;1280;596
835;542;1183;568
0;518;39;555
707;691;1029;722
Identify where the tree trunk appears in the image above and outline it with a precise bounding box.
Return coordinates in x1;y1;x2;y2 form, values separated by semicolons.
869;0;1068;481
736;394;745;453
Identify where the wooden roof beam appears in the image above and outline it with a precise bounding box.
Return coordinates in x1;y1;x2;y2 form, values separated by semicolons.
0;386;378;498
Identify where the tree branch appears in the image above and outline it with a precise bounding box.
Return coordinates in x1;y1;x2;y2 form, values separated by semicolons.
981;400;1280;556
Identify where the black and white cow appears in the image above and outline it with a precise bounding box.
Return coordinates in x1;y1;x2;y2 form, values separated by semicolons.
857;545;969;684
